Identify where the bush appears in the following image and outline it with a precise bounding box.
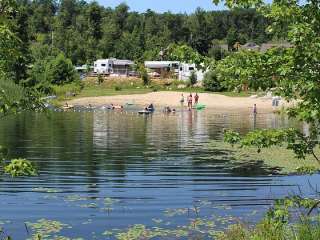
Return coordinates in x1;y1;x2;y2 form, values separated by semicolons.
114;85;122;91
189;71;197;86
4;158;38;177
27;53;79;93
151;85;159;92
138;65;150;86
46;53;79;85
142;71;150;86
97;74;104;85
203;70;225;92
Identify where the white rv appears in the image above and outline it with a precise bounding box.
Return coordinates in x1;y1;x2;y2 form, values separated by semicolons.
144;61;205;81
178;63;204;82
94;59;134;76
94;59;113;74
144;61;180;77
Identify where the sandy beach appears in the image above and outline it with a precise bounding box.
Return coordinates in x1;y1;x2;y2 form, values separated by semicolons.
69;91;289;113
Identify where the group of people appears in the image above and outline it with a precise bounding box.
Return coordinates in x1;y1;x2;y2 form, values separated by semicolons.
163;106;176;113
180;93;199;110
143;103;154;112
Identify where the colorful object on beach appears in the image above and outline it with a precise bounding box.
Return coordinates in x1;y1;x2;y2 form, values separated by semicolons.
195;104;206;110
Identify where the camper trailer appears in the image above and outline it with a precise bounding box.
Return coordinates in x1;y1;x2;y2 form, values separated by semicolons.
178;63;204;82
144;61;204;81
144;61;180;77
94;59;134;76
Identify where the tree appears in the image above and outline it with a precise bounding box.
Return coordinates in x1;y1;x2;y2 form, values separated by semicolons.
203;70;225;92
12;1;272;65
11;4;31;83
226;27;238;51
114;3;129;31
0;0;44;115
214;0;320;165
168;44;211;70
46;53;79;85
215;50;272;92
208;40;227;60
86;2;103;40
188;8;210;54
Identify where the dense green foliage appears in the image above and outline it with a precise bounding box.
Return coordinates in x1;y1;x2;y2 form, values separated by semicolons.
218;195;320;240
203;70;224;91
13;0;270;66
219;0;320;167
189;71;197;86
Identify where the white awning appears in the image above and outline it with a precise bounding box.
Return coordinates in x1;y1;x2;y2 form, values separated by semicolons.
145;61;180;69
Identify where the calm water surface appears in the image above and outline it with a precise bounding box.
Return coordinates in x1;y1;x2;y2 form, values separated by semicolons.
0;109;319;239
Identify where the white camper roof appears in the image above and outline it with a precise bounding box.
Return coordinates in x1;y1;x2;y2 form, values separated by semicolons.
113;59;134;66
94;59;134;65
145;61;180;69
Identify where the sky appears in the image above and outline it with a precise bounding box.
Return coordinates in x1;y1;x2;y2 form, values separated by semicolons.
97;0;226;13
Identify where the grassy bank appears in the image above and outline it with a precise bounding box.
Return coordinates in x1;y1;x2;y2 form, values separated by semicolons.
51;77;260;103
208;140;320;174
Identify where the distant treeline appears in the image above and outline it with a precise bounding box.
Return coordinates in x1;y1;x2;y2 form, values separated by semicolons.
15;0;271;66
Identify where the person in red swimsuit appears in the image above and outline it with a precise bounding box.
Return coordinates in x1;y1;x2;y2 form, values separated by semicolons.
188;93;193;110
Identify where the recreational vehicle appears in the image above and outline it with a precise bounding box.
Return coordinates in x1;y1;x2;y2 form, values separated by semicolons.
94;59;135;76
144;61;204;81
144;61;180;77
178;63;204;81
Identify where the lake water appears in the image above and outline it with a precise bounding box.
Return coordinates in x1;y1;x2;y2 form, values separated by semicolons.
0;109;319;239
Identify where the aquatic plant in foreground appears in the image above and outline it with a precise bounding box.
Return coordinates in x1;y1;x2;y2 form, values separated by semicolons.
4;158;37;177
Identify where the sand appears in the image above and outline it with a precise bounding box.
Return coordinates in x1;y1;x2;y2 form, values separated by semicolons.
69;91;289;113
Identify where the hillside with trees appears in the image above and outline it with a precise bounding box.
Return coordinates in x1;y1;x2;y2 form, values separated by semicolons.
16;0;271;67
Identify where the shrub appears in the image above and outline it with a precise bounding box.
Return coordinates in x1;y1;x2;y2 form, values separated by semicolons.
151;85;159;92
114;85;122;91
46;53;79;85
189;71;197;86
138;65;150;86
142;70;150;86
97;74;104;85
4;158;38;177
203;70;225;92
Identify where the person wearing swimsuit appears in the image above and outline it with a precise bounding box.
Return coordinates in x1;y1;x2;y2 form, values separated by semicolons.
188;94;193;110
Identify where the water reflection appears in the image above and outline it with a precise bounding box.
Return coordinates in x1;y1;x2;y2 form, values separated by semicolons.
0;110;317;239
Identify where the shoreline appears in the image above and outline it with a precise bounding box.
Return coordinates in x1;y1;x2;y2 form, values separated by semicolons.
68;91;289;113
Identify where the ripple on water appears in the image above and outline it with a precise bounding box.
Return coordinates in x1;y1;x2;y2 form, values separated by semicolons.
0;110;318;239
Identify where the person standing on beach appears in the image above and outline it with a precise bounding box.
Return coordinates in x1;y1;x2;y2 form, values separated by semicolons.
180;94;185;105
188;93;193;110
194;93;199;105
